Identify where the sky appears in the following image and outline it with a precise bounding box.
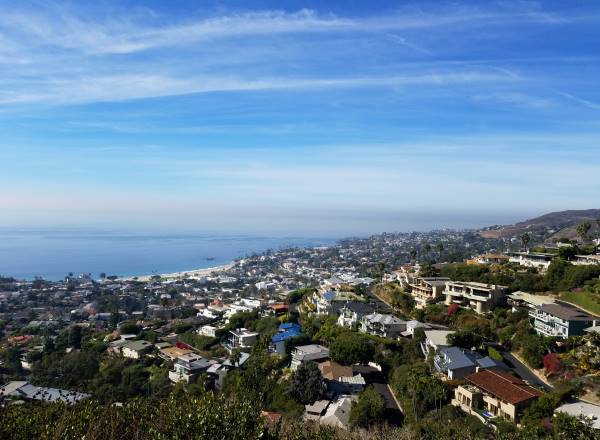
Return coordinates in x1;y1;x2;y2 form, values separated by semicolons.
0;0;599;237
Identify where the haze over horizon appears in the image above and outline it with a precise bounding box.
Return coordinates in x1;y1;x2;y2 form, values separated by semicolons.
1;1;600;236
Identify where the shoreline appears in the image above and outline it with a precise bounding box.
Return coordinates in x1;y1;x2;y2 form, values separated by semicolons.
120;262;235;282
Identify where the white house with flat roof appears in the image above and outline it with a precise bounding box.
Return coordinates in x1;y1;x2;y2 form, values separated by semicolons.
225;328;258;352
508;252;556;270
573;255;600;266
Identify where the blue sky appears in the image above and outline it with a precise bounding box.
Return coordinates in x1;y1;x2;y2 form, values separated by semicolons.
0;0;599;236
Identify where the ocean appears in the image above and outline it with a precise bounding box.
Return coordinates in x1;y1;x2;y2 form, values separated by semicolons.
0;228;335;281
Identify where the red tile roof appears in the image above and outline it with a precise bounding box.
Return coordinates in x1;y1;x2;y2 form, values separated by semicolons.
260;411;282;425
465;369;542;405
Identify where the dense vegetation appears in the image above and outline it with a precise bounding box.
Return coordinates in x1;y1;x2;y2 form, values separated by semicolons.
440;259;600;294
0;393;597;440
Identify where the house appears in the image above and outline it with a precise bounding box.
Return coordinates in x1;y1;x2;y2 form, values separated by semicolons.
291;344;330;370
159;345;193;362
336;302;375;328
434;347;478;380
318;361;365;395
360;313;406;339
270;322;302;354
319;395;356;429
573;255;600;266
530;303;597;338
554;400;600;430
7;335;34;346
507;291;556;311
452;369;542;425
304;399;331;421
225;328;259;351
121;340;153;359
421;330;454;357
443;281;508;314
107;338;130;356
401;320;431;338
0;381;91;404
474;254;510;265
408;277;450;309
391;265;419;288
267;303;289;316
197;325;218;337
508;252;556;270
168;353;215;384
312;291;338;315
224;303;256;321
205;352;251;390
434;347;508;380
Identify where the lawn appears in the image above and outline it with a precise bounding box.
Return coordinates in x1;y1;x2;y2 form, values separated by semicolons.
560;291;600;316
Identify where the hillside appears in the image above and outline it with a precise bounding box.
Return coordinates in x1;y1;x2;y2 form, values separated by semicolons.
479;209;600;240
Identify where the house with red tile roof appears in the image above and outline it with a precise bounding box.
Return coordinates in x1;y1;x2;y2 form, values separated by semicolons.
452;369;542;425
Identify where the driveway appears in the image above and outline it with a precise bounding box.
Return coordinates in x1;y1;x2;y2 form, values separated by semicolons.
501;351;553;392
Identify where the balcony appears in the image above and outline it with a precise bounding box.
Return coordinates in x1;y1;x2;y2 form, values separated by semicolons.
533;321;558;336
529;311;550;323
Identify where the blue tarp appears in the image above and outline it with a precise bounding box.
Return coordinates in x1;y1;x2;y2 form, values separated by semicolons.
271;323;302;343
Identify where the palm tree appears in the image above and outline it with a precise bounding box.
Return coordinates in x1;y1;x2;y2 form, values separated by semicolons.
377;262;386;284
521;233;530;251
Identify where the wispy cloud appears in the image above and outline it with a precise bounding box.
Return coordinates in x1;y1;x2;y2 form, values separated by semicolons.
0;70;516;105
556;91;600;110
0;5;571;56
472;91;555;109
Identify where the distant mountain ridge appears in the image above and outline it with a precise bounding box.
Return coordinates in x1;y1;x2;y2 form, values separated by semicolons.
479;209;600;240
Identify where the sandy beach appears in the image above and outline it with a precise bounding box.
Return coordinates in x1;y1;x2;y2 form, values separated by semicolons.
121;262;235;282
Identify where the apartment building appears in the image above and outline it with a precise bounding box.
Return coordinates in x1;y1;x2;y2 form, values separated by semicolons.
443;281;508;314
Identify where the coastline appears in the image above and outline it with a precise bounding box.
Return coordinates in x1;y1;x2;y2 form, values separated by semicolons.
120;262;235;282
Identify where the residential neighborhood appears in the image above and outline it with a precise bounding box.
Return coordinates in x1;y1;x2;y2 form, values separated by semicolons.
1;221;600;438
